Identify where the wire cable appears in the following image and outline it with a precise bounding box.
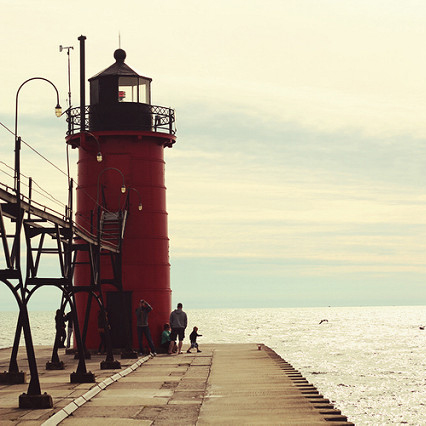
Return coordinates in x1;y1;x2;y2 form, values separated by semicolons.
0;120;68;178
0;161;66;210
0;167;15;180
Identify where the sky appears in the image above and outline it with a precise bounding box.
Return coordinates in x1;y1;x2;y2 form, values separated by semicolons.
1;0;426;310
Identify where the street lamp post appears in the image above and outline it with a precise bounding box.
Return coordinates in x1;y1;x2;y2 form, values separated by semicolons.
12;77;61;408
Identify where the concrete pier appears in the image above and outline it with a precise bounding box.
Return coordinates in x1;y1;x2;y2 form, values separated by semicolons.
0;344;353;425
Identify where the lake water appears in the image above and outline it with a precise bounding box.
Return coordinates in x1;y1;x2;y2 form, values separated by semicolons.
1;305;425;425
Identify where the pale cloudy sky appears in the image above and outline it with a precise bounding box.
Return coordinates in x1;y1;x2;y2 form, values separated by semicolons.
1;0;426;309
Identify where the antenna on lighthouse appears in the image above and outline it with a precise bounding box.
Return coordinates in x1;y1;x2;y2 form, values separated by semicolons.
118;32;121;48
59;45;74;109
60;43;75;181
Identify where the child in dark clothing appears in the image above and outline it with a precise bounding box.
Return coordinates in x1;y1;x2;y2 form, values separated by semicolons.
186;326;202;353
160;323;172;353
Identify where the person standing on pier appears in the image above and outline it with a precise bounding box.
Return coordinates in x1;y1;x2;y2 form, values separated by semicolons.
135;299;157;355
65;311;73;349
55;310;66;348
168;303;187;354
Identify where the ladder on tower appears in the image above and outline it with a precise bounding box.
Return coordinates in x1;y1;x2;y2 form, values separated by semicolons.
99;210;128;248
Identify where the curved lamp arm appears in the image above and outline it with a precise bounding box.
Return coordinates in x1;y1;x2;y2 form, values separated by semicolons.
14;77;62;191
96;167;126;209
83;131;103;162
128;187;143;211
15;77;61;135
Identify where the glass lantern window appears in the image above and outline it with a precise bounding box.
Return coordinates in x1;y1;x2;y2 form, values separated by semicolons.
118;76;137;102
118;76;151;104
139;79;151;104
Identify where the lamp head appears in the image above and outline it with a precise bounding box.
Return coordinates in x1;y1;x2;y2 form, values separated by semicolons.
55;104;62;117
121;184;126;193
97;152;103;162
138;203;143;211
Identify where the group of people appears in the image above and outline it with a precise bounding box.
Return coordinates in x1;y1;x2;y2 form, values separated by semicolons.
56;301;201;356
136;301;202;355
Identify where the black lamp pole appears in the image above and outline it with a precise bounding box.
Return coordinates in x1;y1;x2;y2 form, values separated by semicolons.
12;76;61;406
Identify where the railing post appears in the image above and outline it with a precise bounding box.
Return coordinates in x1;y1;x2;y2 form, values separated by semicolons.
67;108;71;135
27;177;32;220
67;178;73;224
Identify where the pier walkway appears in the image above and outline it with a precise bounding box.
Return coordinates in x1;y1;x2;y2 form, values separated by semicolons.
0;343;353;425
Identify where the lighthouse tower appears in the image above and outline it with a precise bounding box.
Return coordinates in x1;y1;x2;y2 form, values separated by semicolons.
67;47;176;351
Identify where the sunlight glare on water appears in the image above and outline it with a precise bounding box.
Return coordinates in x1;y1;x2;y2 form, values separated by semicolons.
1;306;425;425
189;306;426;425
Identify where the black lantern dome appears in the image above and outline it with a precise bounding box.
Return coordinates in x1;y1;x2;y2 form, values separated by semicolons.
88;49;152;131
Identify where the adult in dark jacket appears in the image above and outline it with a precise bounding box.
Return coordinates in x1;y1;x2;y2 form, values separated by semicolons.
135;299;156;355
55;309;66;348
168;303;187;354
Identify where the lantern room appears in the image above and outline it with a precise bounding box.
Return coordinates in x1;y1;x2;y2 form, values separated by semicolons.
88;48;153;131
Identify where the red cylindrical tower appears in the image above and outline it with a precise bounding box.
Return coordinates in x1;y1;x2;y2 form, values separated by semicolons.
66;48;176;351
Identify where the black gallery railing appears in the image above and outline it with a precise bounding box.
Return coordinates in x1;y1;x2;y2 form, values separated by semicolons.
66;104;176;136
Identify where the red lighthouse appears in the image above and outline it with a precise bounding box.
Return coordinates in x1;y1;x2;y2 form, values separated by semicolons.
67;46;176;351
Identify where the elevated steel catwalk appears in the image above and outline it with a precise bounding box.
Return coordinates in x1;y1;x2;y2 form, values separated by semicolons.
0;180;128;408
0;185;119;253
